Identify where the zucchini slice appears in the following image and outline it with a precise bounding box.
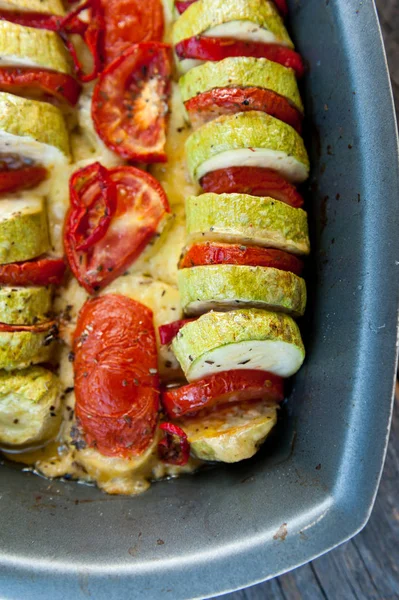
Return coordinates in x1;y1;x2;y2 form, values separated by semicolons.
173;0;293;48
179;401;277;462
178;264;306;316
0;286;52;325
0;92;70;165
0;328;55;371
0;366;62;448
0;196;50;264
172;308;305;381
0;21;73;74
186;111;309;183
179;56;303;112
0;0;65;14
185;192;310;255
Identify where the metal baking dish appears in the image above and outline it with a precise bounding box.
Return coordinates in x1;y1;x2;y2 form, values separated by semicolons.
0;1;398;598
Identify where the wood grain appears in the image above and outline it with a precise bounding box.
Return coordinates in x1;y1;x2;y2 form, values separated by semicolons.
214;3;399;598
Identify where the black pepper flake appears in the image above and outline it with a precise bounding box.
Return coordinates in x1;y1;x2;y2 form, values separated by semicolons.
68;352;75;362
238;359;251;365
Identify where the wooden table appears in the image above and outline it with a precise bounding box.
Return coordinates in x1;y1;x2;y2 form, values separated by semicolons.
217;4;399;598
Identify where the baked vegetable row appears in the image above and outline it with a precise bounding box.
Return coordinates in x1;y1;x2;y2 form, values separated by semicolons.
155;0;311;462
0;0;310;486
0;0;76;450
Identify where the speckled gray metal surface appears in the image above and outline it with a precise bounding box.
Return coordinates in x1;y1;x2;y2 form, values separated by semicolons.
0;1;398;599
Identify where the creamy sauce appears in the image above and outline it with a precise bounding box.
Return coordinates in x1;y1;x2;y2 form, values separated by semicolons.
3;9;202;494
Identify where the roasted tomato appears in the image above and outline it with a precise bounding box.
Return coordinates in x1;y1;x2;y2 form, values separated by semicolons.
159;318;196;345
92;42;172;162
175;37;304;78
0;67;81;106
0;166;47;194
64;162;170;294
101;0;164;65
162;370;284;418
175;0;287;16
0;9;63;30
0;320;57;333
175;0;196;13
74;294;160;458
200;167;304;208
158;422;190;465
0;257;65;286
185;87;302;133
179;243;304;275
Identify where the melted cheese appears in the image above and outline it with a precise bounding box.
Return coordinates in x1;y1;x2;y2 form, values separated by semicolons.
5;82;199;493
196;148;309;183
204;20;285;45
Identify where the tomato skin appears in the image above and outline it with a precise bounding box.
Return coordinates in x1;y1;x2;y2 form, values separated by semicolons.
92;42;172;162
64;164;170;294
0;257;65;286
74;294;160;458
179;243;304;275
175;37;304;78
0;166;47;193
68;162;117;253
162;370;284;418
0;67;81;106
274;0;288;16
185;87;302;133
159;318;196;345
102;0;164;66
175;0;195;13
0;10;62;31
0;321;56;333
200;167;304;208
158;422;190;465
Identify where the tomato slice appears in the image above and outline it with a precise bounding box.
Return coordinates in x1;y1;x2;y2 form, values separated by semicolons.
0;10;62;31
0;320;57;333
68;162;117;253
162;370;284;418
175;0;287;16
0;257;65;286
158;422;190;465
185;87;302;133
179;243;304;275
274;0;288;16
0;166;47;193
0;67;81;106
101;0;164;66
200;167;304;208
175;0;196;13
64;163;170;294
74;294;160;458
92;42;172;162
175;37;304;78
159;318;196;345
